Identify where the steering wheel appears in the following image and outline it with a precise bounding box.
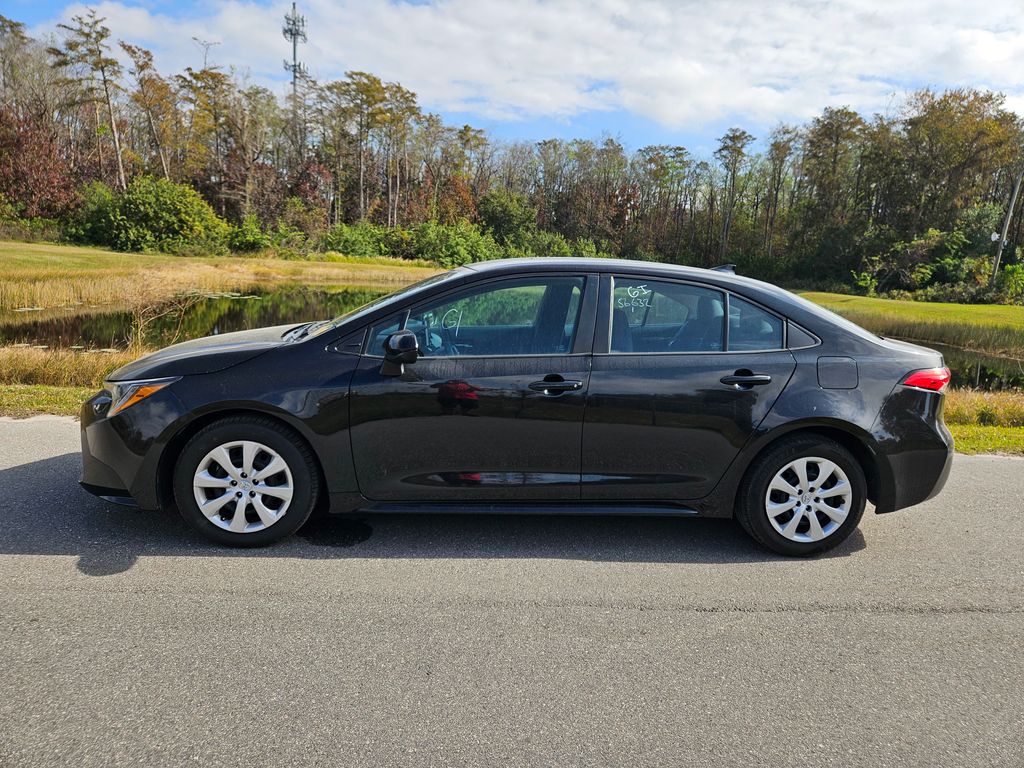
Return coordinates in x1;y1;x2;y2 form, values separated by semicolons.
414;320;460;357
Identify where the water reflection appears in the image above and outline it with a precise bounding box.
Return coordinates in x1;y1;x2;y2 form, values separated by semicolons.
0;287;384;350
926;341;1024;391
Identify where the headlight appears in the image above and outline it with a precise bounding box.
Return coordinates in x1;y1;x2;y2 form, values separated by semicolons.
105;376;180;417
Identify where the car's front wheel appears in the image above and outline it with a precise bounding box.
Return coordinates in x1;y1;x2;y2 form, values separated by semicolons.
736;435;867;556
173;416;320;547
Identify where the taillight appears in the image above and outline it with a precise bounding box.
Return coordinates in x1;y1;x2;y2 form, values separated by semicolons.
901;367;951;393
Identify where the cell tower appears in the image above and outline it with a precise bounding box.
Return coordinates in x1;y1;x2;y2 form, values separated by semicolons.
282;1;308;102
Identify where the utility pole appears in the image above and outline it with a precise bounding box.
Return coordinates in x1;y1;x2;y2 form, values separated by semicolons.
282;2;308;158
991;166;1024;287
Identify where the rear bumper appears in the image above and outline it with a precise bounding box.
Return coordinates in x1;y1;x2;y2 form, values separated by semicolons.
871;387;954;514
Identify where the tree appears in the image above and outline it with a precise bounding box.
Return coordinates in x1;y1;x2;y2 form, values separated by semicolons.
337;71;386;220
120;42;174;180
764;125;797;261
715;127;754;259
49;10;127;190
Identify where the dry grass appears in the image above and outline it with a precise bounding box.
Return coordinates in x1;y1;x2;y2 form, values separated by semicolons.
944;389;1024;427
0;346;139;387
0;241;437;318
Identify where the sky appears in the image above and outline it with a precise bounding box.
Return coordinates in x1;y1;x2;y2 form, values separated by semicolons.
8;0;1024;155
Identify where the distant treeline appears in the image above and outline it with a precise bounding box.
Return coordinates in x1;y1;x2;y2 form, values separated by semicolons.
2;11;1024;302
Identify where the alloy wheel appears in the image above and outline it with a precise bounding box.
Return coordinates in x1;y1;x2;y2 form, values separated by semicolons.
192;440;294;534
764;456;852;543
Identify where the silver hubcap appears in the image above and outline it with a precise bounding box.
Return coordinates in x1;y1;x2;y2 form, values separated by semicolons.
765;456;852;543
192;440;294;534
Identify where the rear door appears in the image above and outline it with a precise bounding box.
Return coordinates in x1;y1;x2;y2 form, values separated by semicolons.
582;273;796;501
349;273;597;501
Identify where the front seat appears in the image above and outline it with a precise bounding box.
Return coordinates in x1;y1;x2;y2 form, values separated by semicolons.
611;308;634;352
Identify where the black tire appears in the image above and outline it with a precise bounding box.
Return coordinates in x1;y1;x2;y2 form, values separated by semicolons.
173;415;320;547
736;434;866;557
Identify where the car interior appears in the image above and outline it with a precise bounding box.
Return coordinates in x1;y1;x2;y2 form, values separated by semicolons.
368;275;785;359
610;280;783;353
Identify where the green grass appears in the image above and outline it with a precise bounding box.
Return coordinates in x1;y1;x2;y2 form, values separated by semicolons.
947;425;1024;455
0;384;95;419
801;292;1024;357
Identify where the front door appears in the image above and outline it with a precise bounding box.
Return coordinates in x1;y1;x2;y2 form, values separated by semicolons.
349;273;596;501
582;274;796;501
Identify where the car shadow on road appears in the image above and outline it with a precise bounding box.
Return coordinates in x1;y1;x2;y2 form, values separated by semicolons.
0;453;866;576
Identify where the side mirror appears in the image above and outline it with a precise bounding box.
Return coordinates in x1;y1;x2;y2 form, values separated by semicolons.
381;329;419;376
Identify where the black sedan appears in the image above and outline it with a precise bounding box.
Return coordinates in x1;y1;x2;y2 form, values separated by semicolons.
81;258;954;555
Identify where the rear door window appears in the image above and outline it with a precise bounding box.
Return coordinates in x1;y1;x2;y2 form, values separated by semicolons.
728;296;785;351
610;277;725;353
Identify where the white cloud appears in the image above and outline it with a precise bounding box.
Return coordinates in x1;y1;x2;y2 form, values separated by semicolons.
30;0;1024;129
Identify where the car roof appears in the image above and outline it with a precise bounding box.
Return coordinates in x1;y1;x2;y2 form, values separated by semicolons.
465;256;717;277
463;257;782;296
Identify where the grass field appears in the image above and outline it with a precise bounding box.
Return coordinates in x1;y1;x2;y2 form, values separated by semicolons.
801;291;1024;358
0;241;437;318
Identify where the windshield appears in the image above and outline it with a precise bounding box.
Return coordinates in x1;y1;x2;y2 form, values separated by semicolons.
302;269;461;339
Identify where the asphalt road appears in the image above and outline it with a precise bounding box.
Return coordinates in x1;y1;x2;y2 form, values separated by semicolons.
0;417;1021;767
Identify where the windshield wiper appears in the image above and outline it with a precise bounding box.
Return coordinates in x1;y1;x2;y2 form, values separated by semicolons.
286;319;331;341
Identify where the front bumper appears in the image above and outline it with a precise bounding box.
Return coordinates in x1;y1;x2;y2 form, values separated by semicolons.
79;387;184;510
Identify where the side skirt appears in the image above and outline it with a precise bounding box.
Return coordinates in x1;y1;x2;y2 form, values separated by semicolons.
351;502;700;517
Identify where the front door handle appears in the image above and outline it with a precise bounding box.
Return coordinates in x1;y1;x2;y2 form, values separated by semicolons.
720;372;772;388
529;375;583;395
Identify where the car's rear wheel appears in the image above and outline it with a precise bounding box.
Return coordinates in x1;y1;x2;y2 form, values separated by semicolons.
173;416;319;547
736;435;866;556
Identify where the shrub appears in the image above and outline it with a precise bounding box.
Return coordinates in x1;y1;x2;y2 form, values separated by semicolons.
412;219;502;267
570;237;615;260
999;263;1024;304
523;228;574;258
270;220;309;259
228;214;271;253
0;193;62;241
64;181;117;245
320;221;390;257
69;177;229;254
113;177;229;254
280;197;326;241
478;190;537;248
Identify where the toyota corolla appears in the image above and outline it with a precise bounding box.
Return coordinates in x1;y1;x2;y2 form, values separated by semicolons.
80;258;953;555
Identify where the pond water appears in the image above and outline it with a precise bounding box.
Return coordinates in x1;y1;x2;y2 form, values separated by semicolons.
0;287;385;351
1;286;1021;391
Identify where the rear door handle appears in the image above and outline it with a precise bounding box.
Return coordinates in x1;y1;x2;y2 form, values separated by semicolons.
529;375;583;394
720;373;772;387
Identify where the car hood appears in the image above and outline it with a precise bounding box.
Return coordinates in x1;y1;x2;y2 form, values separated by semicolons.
106;324;296;381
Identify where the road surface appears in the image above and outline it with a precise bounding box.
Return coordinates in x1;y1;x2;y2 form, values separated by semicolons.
0;416;1021;767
